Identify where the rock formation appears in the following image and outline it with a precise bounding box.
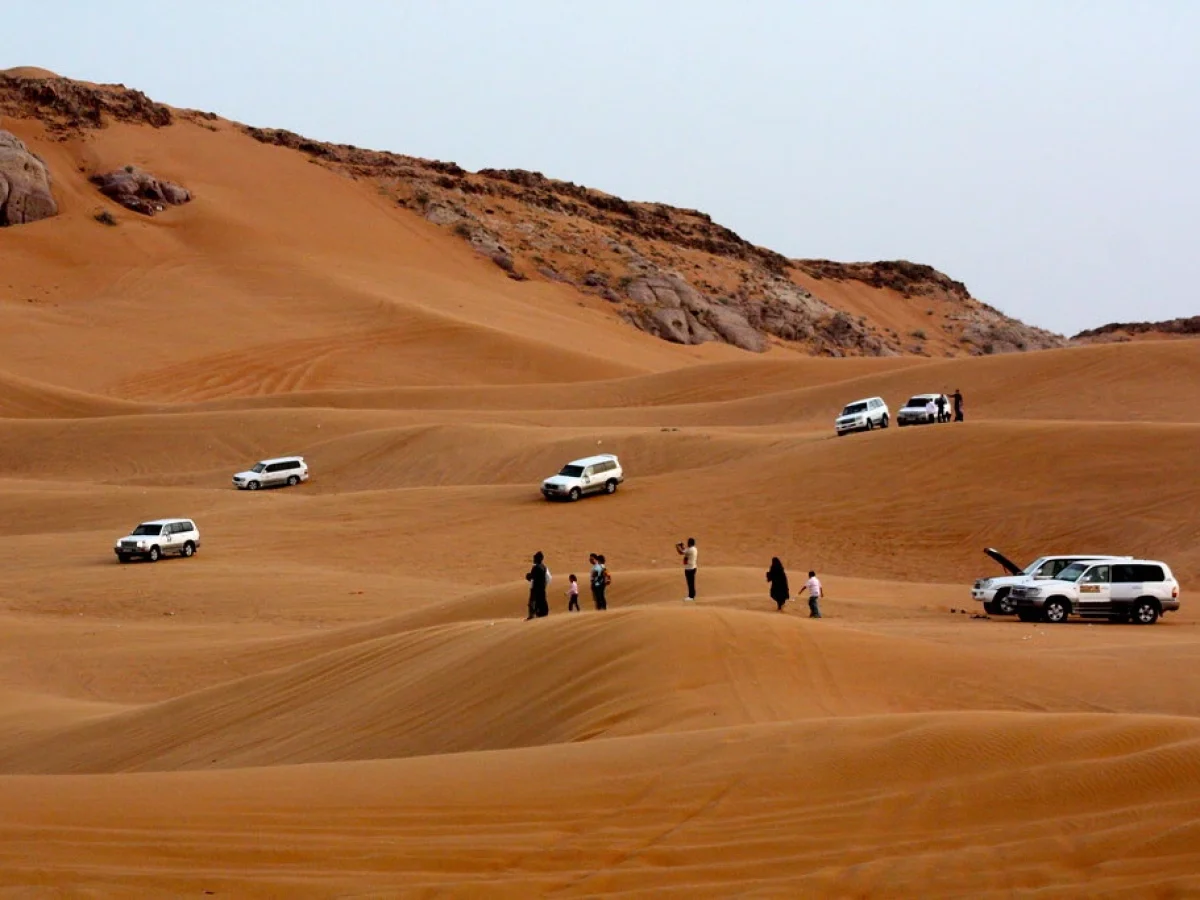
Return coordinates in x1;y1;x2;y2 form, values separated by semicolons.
0;130;57;226
91;167;191;216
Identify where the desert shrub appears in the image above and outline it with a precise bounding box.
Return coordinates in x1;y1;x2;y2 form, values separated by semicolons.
911;328;927;340
452;222;473;238
491;252;516;273
94;209;117;226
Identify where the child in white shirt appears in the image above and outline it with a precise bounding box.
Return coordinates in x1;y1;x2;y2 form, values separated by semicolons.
797;570;823;618
567;574;580;612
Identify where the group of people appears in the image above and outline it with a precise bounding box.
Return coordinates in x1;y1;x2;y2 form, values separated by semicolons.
522;537;825;619
928;389;965;424
524;550;610;619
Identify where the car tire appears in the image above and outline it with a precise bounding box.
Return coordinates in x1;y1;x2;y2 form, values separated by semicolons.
286;475;299;486
247;480;260;491
880;414;889;429
865;419;874;431
117;553;130;564
1043;598;1068;623
1132;598;1160;626
147;546;161;563
568;487;581;502
604;479;617;494
982;600;1000;615
182;542;195;558
993;589;1015;616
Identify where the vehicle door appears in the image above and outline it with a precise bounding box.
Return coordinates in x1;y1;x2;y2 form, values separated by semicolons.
581;465;596;493
1110;564;1140;612
264;462;284;486
1076;564;1112;615
160;522;178;554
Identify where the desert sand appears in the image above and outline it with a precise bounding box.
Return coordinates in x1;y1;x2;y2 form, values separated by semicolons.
1;110;1199;898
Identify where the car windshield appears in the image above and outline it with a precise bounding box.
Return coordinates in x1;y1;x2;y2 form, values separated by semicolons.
131;524;163;536
905;396;930;408
1055;563;1089;583
1022;557;1049;575
558;465;584;477
251;463;266;473
841;403;868;416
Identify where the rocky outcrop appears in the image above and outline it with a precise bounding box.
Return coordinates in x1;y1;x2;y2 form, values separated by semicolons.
91;167;191;216
0;130;56;225
0;70;171;134
1073;316;1200;343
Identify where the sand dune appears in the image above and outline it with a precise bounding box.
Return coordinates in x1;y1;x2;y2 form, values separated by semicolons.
1;101;1198;895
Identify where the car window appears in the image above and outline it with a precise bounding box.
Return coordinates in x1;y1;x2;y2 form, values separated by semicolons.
252;462;266;473
132;524;162;536
842;403;868;415
559;465;583;477
1081;565;1110;585
1032;560;1060;577
1136;564;1164;582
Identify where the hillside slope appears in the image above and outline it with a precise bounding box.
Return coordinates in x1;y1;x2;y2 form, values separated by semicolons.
1;67;1061;359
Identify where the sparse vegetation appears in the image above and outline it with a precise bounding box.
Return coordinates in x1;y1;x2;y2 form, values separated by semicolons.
93;209;117;226
452;221;473;239
911;328;927;340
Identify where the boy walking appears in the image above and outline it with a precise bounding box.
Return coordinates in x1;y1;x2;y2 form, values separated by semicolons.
797;570;823;618
567;574;580;612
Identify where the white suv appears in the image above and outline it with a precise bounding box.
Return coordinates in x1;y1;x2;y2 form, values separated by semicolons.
114;518;201;563
541;454;623;501
971;548;1132;615
835;397;889;436
897;393;950;426
232;456;308;491
1009;559;1180;625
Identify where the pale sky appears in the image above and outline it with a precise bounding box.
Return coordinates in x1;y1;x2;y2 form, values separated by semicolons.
6;0;1198;334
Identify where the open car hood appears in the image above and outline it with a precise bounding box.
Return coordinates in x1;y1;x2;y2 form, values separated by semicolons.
984;547;1024;576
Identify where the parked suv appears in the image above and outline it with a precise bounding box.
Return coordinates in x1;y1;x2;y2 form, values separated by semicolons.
232;456;308;491
114;518;201;563
541;454;623;501
971;548;1132;615
897;393;950;426
834;397;890;436
1010;559;1180;625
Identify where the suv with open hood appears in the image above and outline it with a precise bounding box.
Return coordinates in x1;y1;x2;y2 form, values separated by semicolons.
1010;559;1180;625
541;454;623;501
971;548;1131;615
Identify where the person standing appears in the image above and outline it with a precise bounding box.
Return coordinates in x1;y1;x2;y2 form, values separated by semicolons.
566;574;580;612
590;553;608;611
676;537;698;602
924;397;937;424
935;393;947;423
525;551;550;620
953;389;964;423
796;570;823;618
766;557;790;612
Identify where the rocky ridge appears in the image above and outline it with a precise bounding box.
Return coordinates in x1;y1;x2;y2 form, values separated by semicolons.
0;68;1063;356
1072;316;1200;343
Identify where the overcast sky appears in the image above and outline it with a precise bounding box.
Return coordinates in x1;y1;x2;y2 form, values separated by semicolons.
6;0;1198;334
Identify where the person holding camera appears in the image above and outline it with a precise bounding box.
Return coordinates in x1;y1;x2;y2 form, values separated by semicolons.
676;537;698;602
